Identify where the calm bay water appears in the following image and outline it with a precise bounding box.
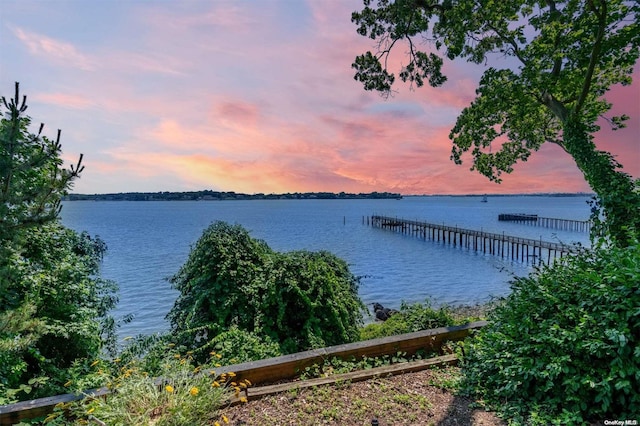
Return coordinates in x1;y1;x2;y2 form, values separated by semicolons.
60;195;591;338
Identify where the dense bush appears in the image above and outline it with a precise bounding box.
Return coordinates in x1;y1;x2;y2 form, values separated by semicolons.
0;223;118;402
167;221;365;358
360;301;456;340
462;240;640;424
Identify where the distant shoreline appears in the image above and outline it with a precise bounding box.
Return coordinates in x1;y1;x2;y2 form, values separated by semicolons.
63;191;594;202
63;191;404;201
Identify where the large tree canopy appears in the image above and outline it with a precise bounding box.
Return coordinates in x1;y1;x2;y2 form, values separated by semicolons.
352;0;640;245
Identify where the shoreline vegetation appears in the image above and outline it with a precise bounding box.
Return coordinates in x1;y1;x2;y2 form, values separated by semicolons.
63;190;593;202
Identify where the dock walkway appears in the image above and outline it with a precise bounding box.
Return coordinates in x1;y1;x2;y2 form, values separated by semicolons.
498;213;591;233
366;215;573;265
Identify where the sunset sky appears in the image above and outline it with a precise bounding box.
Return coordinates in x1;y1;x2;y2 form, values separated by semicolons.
1;0;638;195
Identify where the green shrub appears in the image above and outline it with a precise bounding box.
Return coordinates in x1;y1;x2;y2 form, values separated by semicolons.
167;221;365;356
0;224;117;402
462;240;640;424
360;301;456;340
208;326;282;364
184;325;282;365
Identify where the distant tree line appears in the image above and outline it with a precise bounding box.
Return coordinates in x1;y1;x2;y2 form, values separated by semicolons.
64;190;403;201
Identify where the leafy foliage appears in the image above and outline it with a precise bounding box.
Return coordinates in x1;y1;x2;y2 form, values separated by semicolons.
360;301;456;340
0;83;117;403
0;218;118;403
193;326;283;366
300;351;416;380
167;221;365;357
352;0;640;246
462;240;640;423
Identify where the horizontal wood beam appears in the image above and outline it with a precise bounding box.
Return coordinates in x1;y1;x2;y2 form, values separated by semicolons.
210;321;486;386
243;354;459;402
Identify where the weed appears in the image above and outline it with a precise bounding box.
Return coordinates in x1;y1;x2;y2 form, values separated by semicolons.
44;349;242;425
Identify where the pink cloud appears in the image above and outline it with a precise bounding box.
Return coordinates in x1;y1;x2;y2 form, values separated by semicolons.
140;2;257;33
214;100;262;128
11;23;188;80
115;52;188;76
140;108;271;159
594;74;640;176
11;26;95;71
12;0;636;196
34;92;95;110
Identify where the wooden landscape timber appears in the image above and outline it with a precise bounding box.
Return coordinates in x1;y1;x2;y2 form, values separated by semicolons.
366;215;573;264
229;354;459;406
0;321;486;425
211;321;486;385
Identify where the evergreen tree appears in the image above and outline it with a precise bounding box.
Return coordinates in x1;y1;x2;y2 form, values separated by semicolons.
0;83;117;402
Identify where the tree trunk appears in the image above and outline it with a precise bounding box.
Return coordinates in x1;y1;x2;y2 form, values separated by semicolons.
563;119;639;247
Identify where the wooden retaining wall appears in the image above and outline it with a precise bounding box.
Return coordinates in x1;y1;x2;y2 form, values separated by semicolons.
498;213;591;233
366;215;572;264
0;321;486;425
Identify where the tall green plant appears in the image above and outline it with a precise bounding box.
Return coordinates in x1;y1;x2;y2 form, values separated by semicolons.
167;221;365;357
462;240;640;424
0;215;118;403
267;250;364;352
0;83;117;403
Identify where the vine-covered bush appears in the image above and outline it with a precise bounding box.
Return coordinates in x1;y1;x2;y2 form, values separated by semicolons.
167;221;364;357
462;240;640;424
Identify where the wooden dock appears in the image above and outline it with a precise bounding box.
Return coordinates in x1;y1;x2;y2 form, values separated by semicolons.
366;215;573;264
498;213;591;233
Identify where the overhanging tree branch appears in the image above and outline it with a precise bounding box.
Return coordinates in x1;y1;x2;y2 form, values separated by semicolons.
485;23;528;67
576;0;608;115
